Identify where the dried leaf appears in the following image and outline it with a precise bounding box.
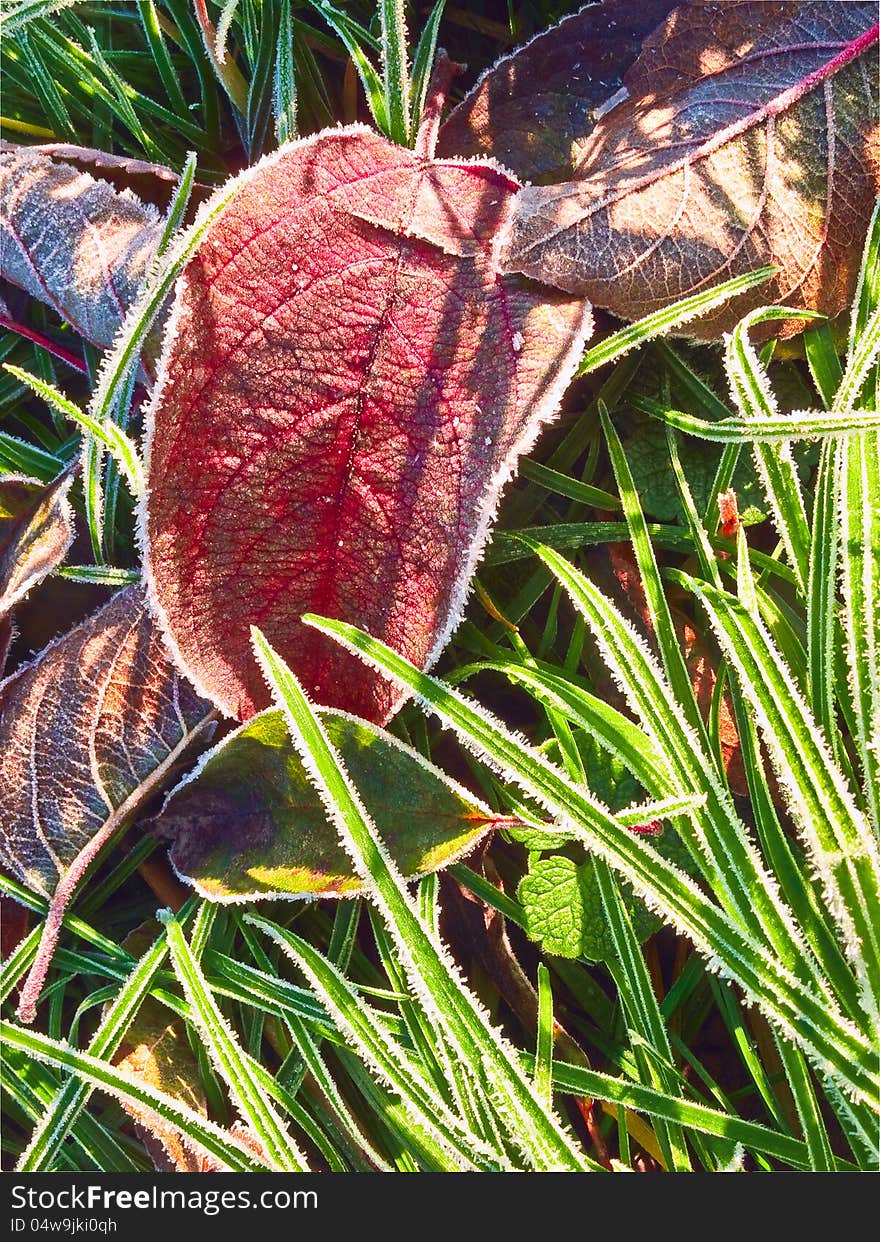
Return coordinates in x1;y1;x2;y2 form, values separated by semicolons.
145;125;591;723
0;587;214;1021
0;144;163;351
437;0;679;181
0;470;73;617
159;707;497;902
112;922;213;1173
0;140;178;184
501;2;880;336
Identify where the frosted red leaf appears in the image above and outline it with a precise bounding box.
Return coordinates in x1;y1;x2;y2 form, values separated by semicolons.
145;125;592;723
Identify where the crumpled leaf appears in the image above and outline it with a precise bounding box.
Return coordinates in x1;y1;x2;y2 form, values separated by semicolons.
437;0;679;181
0;587;215;1022
501;1;880;336
0;470;73;617
159;707;497;902
0;144;163;351
145;124;592;723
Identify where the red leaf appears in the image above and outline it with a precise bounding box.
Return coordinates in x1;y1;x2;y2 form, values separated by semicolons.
145;126;591;722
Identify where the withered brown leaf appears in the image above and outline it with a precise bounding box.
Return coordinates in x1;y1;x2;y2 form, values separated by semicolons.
0;471;73;618
437;0;679;181
0;144;163;352
0;588;214;1022
500;1;880;336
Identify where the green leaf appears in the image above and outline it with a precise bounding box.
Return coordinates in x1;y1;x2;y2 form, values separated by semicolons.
621;418;768;526
519;856;591;959
160;707;496;902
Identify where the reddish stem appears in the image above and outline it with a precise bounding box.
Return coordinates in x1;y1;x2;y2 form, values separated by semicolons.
414;51;463;159
0;313;88;374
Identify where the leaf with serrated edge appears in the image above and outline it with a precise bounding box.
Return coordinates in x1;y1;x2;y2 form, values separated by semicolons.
143;124;592;724
437;0;678;181
159;707;497;902
501;2;880;337
0;587;215;1022
0;145;163;352
0;471;73;617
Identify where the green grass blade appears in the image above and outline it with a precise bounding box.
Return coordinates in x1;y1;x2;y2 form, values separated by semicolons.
379;0;410;145
724;309;812;592
673;571;880;1028
578;268;774;375
15;905;195;1172
774;1037;835;1172
635;396;879;441
302;614;879;1103
4;366;144;499
2;1021;267;1172
274;0;297;144
246;915;499;1170
250;628;596;1171
839;430;880;835
160;909;309;1171
410;0;446;127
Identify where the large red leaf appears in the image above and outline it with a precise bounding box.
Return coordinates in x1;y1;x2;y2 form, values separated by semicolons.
145;125;591;723
500;1;880;336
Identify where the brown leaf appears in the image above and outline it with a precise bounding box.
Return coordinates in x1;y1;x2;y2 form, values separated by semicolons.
437;0;679;181
111;937;213;1172
0;145;163;352
0;588;214;1022
0;471;73;619
0;894;29;958
0;140;178;185
501;2;880;336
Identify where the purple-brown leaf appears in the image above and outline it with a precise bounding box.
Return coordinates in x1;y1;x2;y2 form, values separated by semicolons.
500;1;880;336
0;144;163;351
144;125;591;724
0;587;214;1022
0;471;73;618
436;0;679;181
